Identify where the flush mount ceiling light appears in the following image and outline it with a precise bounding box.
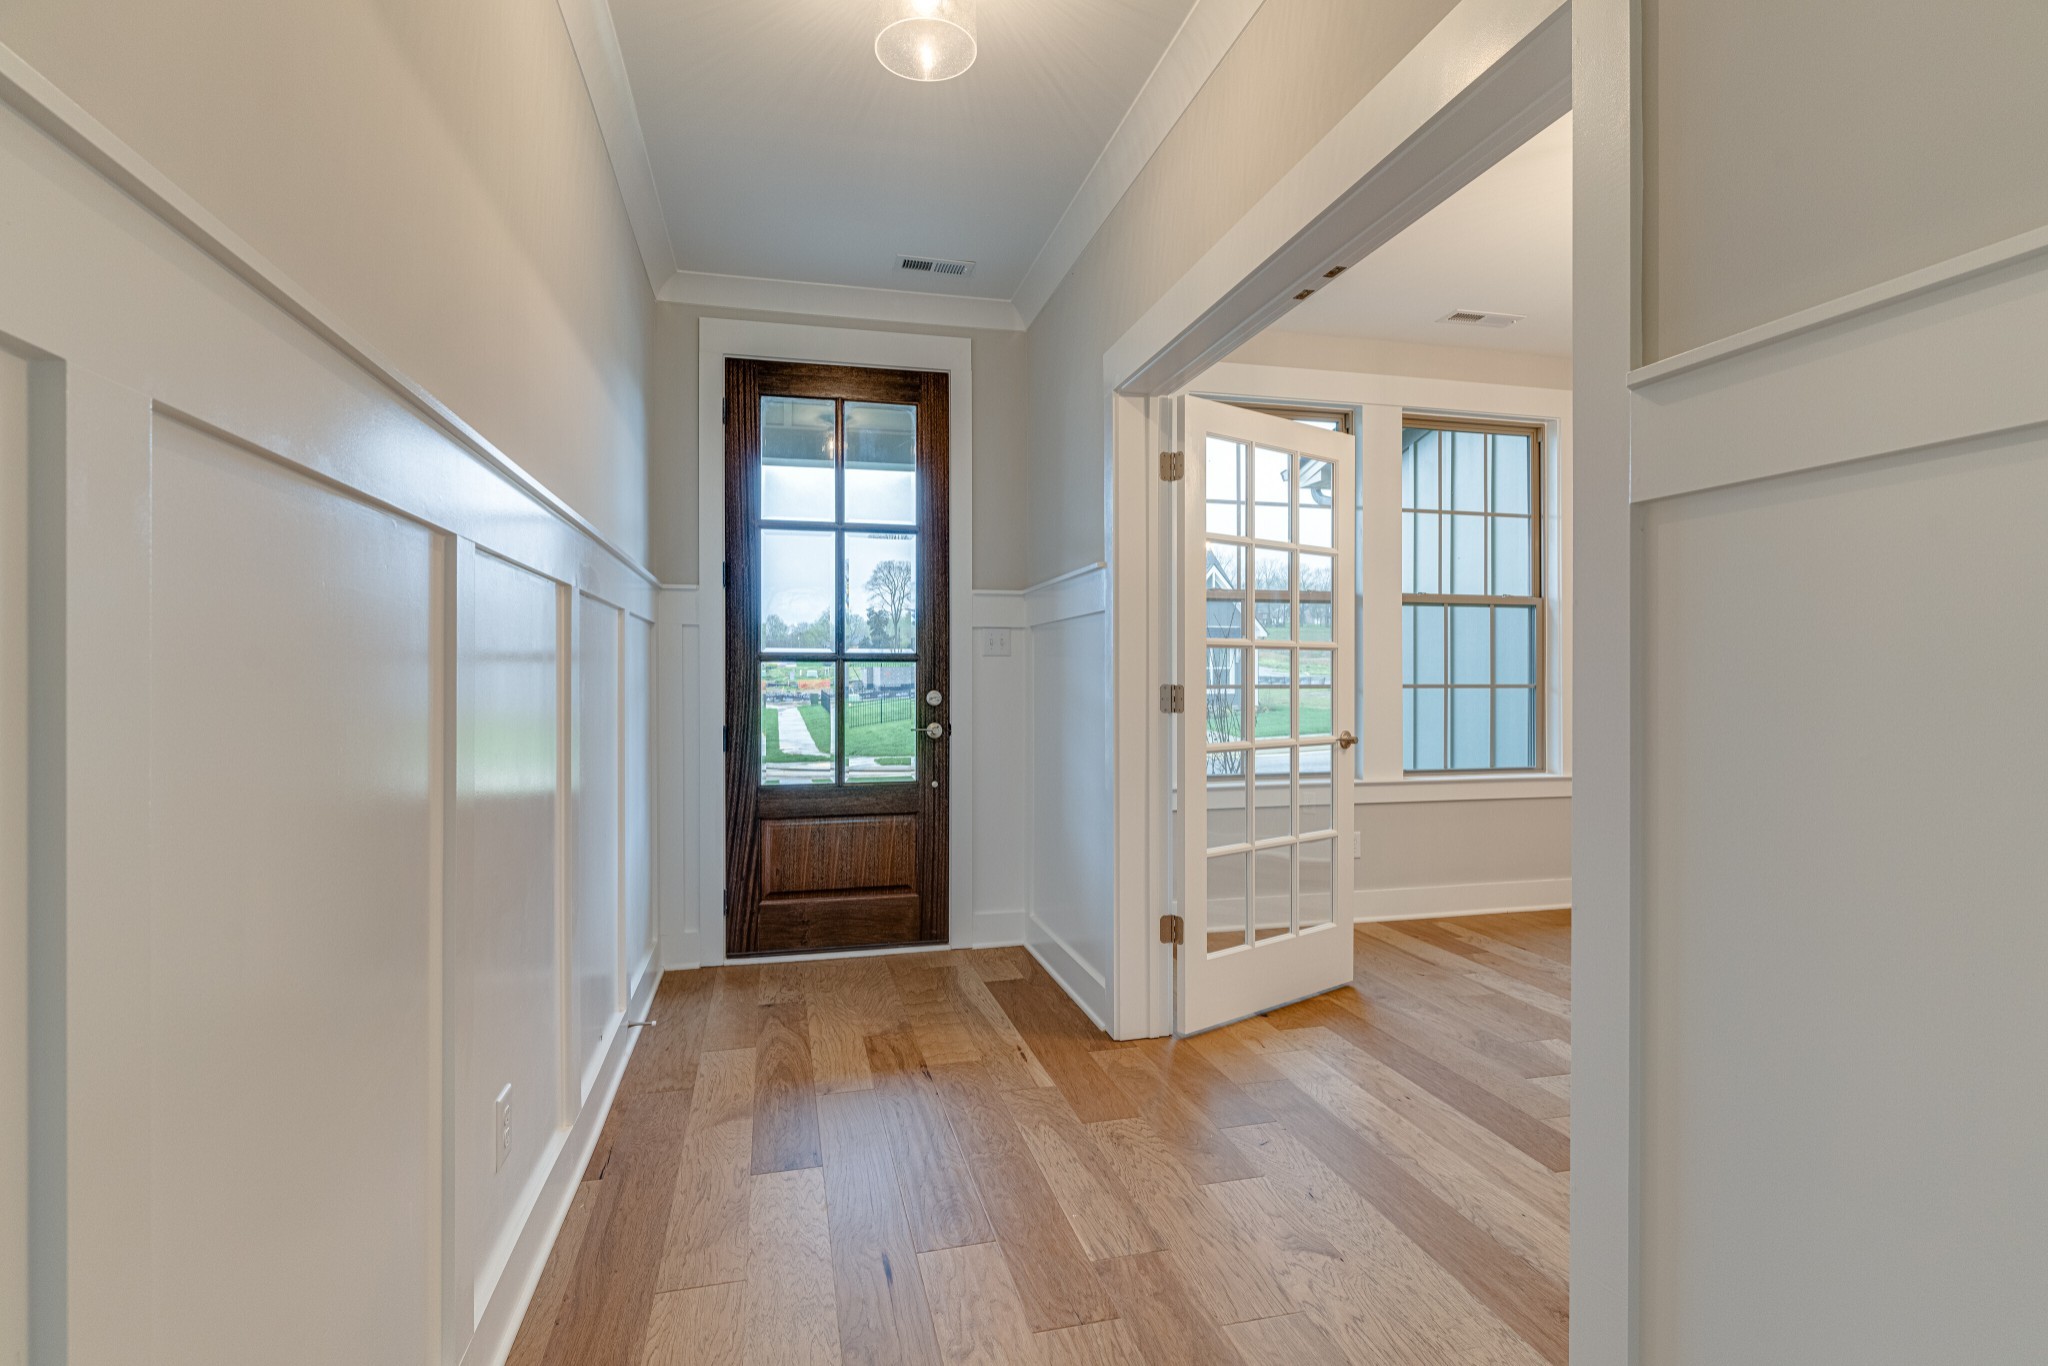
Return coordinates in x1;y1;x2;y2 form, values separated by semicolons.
876;0;977;82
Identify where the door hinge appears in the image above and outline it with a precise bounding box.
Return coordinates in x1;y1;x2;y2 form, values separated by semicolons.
721;395;729;425
722;557;729;588
722;889;728;918
722;723;729;753
1159;683;1185;714
1159;449;1185;481
1159;913;1184;946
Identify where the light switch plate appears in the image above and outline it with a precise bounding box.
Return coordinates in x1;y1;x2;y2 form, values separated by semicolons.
981;628;1012;657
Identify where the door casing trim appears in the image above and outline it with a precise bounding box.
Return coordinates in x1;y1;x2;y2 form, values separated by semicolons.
694;319;974;968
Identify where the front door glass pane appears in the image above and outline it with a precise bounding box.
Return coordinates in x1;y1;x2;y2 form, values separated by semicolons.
844;403;917;524
844;531;918;651
760;397;837;521
761;529;836;651
845;661;917;782
760;661;836;784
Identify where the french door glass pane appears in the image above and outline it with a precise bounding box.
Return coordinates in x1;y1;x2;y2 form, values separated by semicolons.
1451;688;1492;769
1255;845;1292;941
1298;600;1332;643
843;531;918;651
760;661;835;784
1206;541;1246;638
1205;647;1245;743
1254;650;1292;738
1253;747;1292;840
760;397;836;521
844;662;916;783
1206;750;1248;850
1298;838;1335;929
844;402;917;524
1254;446;1291;540
761;529;836;650
1208;853;1249;952
1206;437;1244;534
1299;745;1334;834
1298;455;1336;547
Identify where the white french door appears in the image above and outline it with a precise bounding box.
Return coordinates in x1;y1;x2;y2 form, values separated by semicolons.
1174;396;1355;1034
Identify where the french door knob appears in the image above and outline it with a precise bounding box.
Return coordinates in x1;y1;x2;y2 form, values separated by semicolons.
925;722;945;740
1337;730;1357;750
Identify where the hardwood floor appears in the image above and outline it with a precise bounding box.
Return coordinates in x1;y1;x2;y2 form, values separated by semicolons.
509;911;1571;1366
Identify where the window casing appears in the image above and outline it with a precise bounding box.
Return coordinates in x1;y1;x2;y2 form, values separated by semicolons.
1400;418;1544;772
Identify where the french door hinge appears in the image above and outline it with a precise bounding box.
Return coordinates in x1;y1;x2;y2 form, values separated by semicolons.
1159;683;1185;714
1159;449;1185;481
1159;913;1184;946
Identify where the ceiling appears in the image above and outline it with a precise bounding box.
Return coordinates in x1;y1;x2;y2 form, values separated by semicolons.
606;0;1202;300
1276;113;1573;356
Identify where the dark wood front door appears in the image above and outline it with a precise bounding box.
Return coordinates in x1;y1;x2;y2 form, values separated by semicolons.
725;359;949;956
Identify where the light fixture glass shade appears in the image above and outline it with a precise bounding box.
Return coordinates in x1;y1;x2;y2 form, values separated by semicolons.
875;0;977;82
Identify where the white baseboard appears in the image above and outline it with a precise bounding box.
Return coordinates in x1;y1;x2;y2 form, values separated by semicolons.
967;908;1026;948
1025;913;1111;1030
1354;876;1572;922
467;961;661;1366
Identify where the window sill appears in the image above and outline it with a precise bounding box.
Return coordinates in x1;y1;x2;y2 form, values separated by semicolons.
1355;773;1572;804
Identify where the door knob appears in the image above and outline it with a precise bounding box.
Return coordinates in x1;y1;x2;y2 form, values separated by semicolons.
1337;730;1357;750
925;722;945;740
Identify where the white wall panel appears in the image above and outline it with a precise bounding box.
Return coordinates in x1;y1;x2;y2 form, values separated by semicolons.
0;347;27;1366
459;549;562;1325
969;600;1031;947
573;594;622;1099
623;614;654;982
1025;591;1113;1024
147;417;436;1366
1639;428;2048;1364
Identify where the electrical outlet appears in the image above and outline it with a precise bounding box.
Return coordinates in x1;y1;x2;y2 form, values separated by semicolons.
981;628;1012;657
494;1085;514;1174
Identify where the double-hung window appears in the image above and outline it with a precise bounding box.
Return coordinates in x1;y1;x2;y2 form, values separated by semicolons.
1401;418;1543;771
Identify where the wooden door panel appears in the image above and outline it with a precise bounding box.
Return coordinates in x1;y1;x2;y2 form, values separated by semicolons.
726;359;949;957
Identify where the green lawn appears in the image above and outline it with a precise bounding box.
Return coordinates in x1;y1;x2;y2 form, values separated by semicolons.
761;696;916;766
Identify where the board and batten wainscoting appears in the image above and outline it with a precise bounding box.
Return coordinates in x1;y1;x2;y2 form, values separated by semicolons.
1;54;659;1366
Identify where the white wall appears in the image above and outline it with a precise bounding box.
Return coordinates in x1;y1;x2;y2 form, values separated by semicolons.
1575;0;2048;1357
2;69;657;1366
0;0;655;560
1196;358;1574;922
0;346;27;1366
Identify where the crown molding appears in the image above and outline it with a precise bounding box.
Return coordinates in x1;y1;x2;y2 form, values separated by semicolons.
659;269;1025;332
1010;0;1266;325
555;0;677;293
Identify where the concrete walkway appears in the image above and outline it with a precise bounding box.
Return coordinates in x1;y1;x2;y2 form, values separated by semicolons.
774;703;823;756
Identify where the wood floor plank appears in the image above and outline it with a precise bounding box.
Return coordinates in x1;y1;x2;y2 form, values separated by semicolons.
1226;1122;1547;1366
641;1282;744;1366
1363;923;1573;1020
817;1089;945;1366
1000;1086;1163;1261
505;1180;600;1366
1355;946;1571;1045
934;1062;1114;1331
864;1029;996;1251
969;945;1033;983
988;976;1140;1124
1247;1078;1568;1365
1091;1250;1244;1366
753;999;823;1173
626;970;717;1095
1397;919;1573;998
1224;1312;1350;1366
1035;1319;1148;1366
656;1047;755;1292
888;954;983;1066
1278;995;1571;1171
703;965;765;1051
1088;1116;1293;1326
1271;1047;1568;1281
1089;1046;1260;1185
1330;984;1573;1121
1179;1023;1287;1085
544;1088;695;1366
744;1167;841;1366
948;963;1058;1090
919;1240;1047;1365
805;959;878;1094
1438;921;1578;987
1332;969;1569;1080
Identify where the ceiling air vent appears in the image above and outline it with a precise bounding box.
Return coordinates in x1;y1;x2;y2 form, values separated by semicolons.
1441;309;1523;329
898;255;976;278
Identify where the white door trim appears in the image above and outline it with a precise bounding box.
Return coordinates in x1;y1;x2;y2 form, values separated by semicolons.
693;318;975;966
